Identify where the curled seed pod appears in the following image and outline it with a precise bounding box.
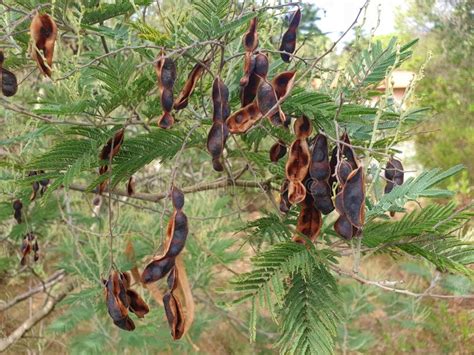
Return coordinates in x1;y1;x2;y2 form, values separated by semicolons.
309;180;334;215
279;8;301;63
226;102;262;133
334;215;355;240
212;77;230;123
104;272;135;331
126;289;150;318
279;180;292;213
0;52;18;97
240;53;256;87
174;61;207;110
13;199;22;224
166;210;189;258
285;138;310;182
242;17;258;52
294;195;322;243
30;13;57;77
163;292;185;340
171;186;185;210
155;54;177;128
293;116;312;139
141;257;175;284
288;180;306;205
342;167;365;228
270;140;287;162
272;71;296;99
256;80;284;125
100;129;125;161
127;176;135;196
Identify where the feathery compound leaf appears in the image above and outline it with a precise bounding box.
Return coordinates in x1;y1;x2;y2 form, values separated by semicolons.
277;264;343;355
367;165;464;218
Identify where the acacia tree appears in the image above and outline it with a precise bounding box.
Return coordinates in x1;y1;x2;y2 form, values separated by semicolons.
0;1;472;354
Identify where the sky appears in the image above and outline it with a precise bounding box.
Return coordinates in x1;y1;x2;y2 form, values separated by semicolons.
313;0;405;44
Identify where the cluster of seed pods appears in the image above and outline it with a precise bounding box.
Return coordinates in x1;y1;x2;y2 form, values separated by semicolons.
226;17;297;134
332;133;365;239
279;8;301;62
28;170;50;201
20;232;39;265
155;52;177;129
30;12;57;77
103;271;150;331
308;134;334;215
98;128;125;194
0;51;18;97
141;187;189;337
206;77;230;171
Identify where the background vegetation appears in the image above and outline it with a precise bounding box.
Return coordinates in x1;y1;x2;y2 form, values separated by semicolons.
0;0;472;354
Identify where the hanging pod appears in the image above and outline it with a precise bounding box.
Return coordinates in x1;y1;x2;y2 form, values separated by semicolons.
256;80;285;125
98;129;125;194
104;271;135;331
174;60;208;110
163;292;185;340
30;13;57;77
242;17;259;52
309;134;331;181
341;167;365;228
279;179;292;213
240;52;268;106
293;195;322;243
384;157;404;194
272;71;296;99
269;140;287;162
12;199;22;224
155;53;177;129
279;8;301;63
226;102;262;133
309;180;334;215
285;138;310;183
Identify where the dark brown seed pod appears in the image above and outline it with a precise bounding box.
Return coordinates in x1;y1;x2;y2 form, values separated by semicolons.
341;167;365;228
309;180;334;215
242;17;258;52
126;289;150;318
294;195;322;243
99;129;125;162
254;52;269;79
30;13;57;77
384;181;395;194
174;61;207;110
141;257;176;284
340;132;358;169
256;80;284;125
240;71;260;107
272;71;296;99
336;160;353;185
20;237;31;266
385;157;404;187
226;102;262;133
309;134;331;181
30;181;40;201
207;121;229;171
166;210;188;258
104;272;135;331
240;53;269;107
212;77;230;123
167;266;178;291
155;54;177;128
293;116;312;139
288;180;306;205
285;138;310;182
171;186;185;210
127;176;135;196
163;292;185;340
279;180;292;213
279;9;301;63
0;52;18;97
13;199;22;224
269;140;287;162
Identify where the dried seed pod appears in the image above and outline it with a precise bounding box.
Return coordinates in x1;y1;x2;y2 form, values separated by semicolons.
166;210;189;258
272;71;296;99
279;8;301;63
253;52;269;79
240;53;268;106
293;195;322;243
171;186;185;210
384;157;404;192
20;236;31;266
309;180;334;215
226;102;262;133
155;54;177;129
293;116;312;139
167;266;178;291
212;77;230;123
279;180;292;213
336;160;353;185
242;17;258;52
329;146;338;189
30;176;40;202
141;257;175;284
341;167;365;228
0;52;18;97
240;53;256;88
163;292;185;340
288;180;306;204
30;13;57;77
98;129;125;194
33;240;39;262
104;272;135;331
13;199;22;224
285;138;310;182
256;80;284;125
126;289;150;318
309;134;331;181
340;132;358;169
269;140;287;162
174;61;207;110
